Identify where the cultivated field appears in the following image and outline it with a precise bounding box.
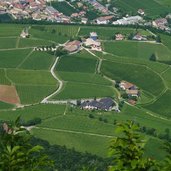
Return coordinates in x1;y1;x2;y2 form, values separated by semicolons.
0;23;171;160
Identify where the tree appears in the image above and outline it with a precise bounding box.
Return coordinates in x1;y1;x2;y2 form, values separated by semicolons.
0;117;53;171
109;121;156;171
149;53;157;61
156;35;161;43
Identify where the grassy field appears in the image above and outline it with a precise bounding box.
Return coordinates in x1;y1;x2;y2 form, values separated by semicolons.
19;51;55;70
57;72;112;85
0;49;31;68
7;69;57;85
115;0;171;17
16;85;56;104
18;38;52;48
30;25;79;44
79;27;152;40
103;41;171;62
144;90;171;118
53;82;115;100
101;60;165;96
0;37;17;49
0;23;171;161
56;54;97;73
0;24;24;37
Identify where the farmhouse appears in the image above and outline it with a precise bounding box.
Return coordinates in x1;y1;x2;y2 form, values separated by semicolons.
20;28;29;38
152;18;168;30
84;38;102;51
64;40;81;53
126;89;139;97
133;34;147;41
115;34;125;41
119;81;140;98
90;32;98;40
119;81;136;90
96;15;113;25
80;98;119;111
137;9;145;15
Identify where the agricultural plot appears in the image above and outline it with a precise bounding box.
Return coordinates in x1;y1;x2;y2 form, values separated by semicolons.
0;24;23;37
97;52;168;74
0;37;17;49
103;41;171;62
161;68;171;89
41;115;115;136
30;25;79;44
33;128;110;157
57;72;112;86
16;85;56;104
18;38;52;48
52;82;115;100
0;104;66;121
0;101;14;110
0;85;20;105
144;90;171;118
19;51;55;70
115;0;170;17
51;1;76;16
56;55;97;73
0;49;31;68
7;69;57;86
101;60;165;97
79;27;151;40
0;69;11;85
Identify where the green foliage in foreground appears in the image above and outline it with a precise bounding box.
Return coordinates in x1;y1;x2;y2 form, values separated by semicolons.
109;121;156;171
108;121;171;171
0;117;53;171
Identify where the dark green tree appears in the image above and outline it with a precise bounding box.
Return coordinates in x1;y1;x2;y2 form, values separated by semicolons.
149;53;157;61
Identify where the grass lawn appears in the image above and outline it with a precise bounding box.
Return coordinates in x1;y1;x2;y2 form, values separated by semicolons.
19;51;55;70
52;82;115;100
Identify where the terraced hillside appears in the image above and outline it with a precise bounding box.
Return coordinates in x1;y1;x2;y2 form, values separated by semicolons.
0;24;171;159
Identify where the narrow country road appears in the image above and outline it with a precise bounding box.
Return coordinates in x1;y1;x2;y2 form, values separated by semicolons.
41;57;63;103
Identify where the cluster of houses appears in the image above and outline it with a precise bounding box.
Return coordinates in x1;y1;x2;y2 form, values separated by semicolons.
152;18;170;31
119;81;140;105
82;0;111;15
83;32;102;51
0;0;71;23
80;97;119;112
